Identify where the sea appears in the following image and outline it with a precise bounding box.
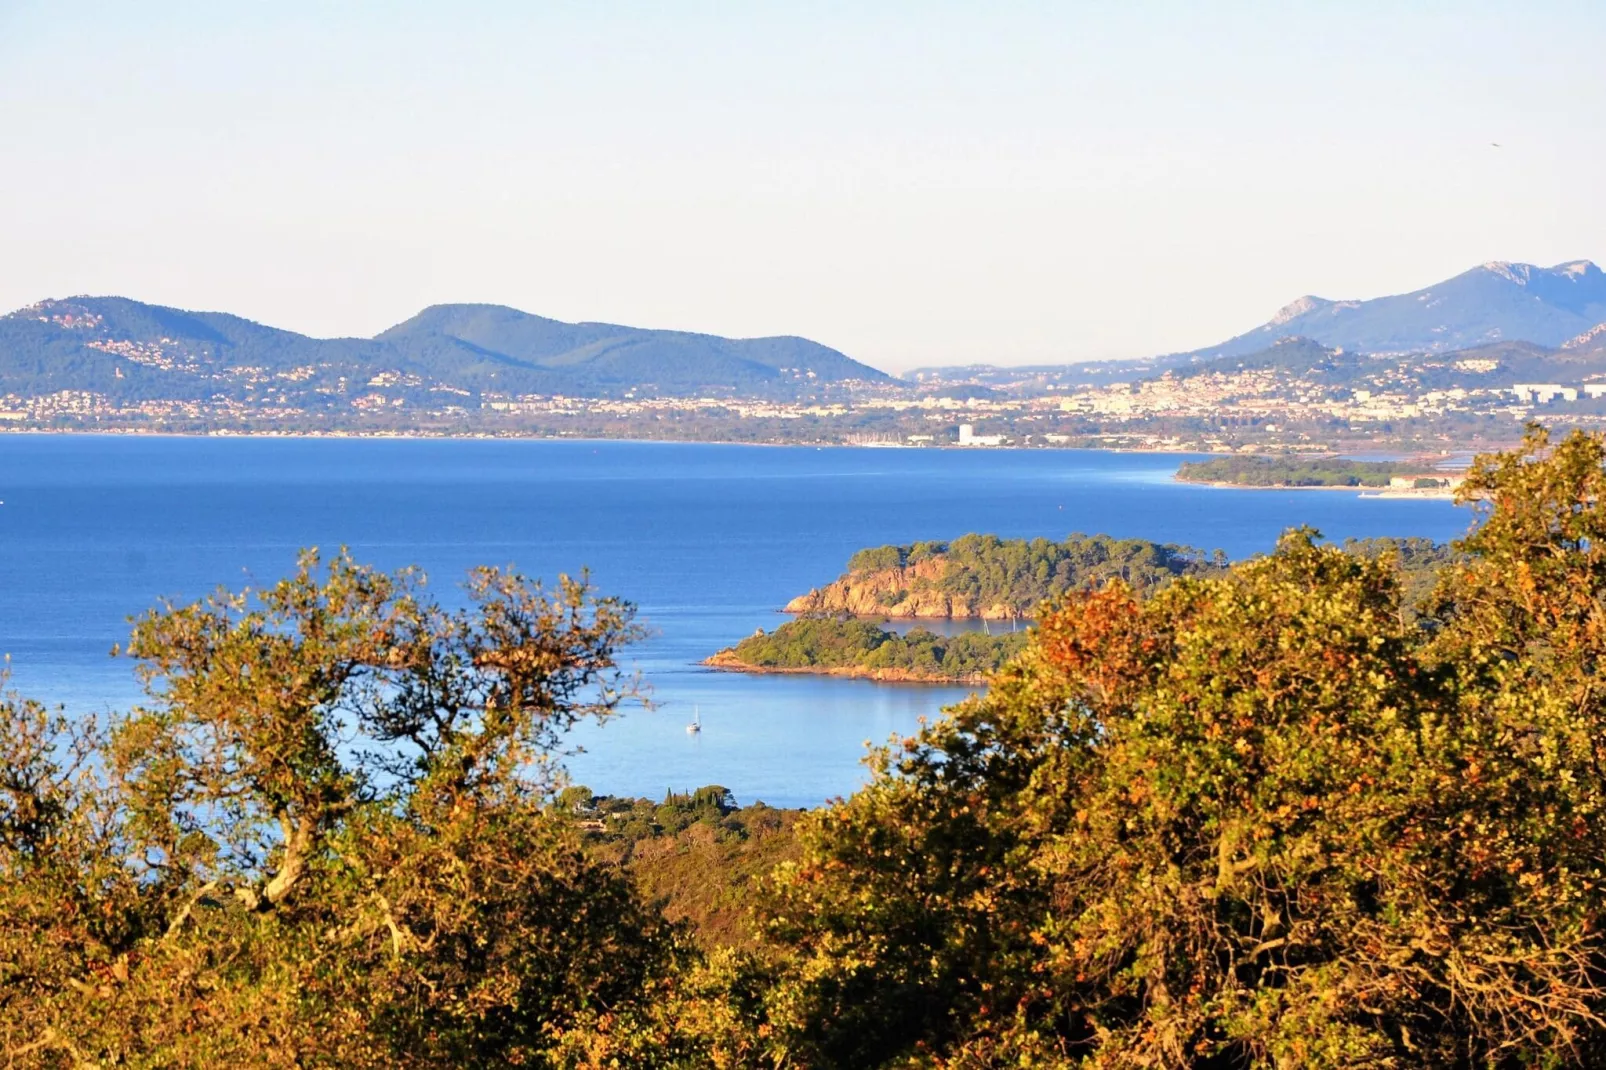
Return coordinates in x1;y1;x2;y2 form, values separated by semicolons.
0;435;1472;809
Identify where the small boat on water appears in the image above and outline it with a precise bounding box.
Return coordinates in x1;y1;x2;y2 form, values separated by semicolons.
686;705;702;735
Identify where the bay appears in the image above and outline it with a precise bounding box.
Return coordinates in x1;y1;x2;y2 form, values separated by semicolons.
0;435;1471;808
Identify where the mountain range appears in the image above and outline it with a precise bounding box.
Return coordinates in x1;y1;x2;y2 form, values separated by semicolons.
909;259;1606;389
0;297;887;402
1184;259;1606;361
11;259;1606;408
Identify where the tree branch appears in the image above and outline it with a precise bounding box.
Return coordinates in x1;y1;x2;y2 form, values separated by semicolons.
163;878;221;939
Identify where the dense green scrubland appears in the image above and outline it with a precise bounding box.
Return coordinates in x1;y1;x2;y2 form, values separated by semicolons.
722;533;1220;681
16;426;1606;1067
789;532;1225;620
707;617;1029;681
1339;534;1463;611
1175;454;1442;487
724;534;1451;681
562;786;805;952
843;532;1221;593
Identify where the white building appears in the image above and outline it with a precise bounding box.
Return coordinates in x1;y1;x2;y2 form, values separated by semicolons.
1513;383;1574;403
957;423;1005;447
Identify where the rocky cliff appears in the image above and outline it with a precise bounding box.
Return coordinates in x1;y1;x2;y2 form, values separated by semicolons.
783;556;1025;620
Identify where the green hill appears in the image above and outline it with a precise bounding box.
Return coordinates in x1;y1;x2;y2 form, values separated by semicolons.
707;617;1028;683
378;303;881;395
1175;455;1423;487
786;533;1227;620
0;296;888;403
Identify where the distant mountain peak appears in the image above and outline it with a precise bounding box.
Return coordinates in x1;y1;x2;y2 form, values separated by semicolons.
1477;259;1600;286
1268;296;1331;326
1480;261;1535;285
1181;257;1606;361
5;297;106;330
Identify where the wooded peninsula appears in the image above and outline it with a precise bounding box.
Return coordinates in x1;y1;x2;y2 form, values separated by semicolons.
705;532;1456;682
784;532;1225;620
705;533;1218;681
705;617;1029;683
1175;454;1455;488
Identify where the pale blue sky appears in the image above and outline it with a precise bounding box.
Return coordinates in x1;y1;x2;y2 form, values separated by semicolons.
1;1;1602;371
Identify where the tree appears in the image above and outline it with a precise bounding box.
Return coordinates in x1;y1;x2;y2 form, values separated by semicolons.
0;680;142;1069
1;550;680;1068
760;429;1606;1066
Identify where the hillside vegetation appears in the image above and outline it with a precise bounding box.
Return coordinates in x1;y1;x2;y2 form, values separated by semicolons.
1176;454;1437;487
787;532;1225;620
16;427;1606;1065
0;296;886;402
1169;335;1606;393
728;535;1452;681
706;617;1029;682
564;786;805;951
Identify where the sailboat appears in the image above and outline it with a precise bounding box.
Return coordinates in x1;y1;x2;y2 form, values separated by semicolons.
686;705;702;735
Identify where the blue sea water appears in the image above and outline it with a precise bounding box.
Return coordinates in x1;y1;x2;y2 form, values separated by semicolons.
0;435;1471;808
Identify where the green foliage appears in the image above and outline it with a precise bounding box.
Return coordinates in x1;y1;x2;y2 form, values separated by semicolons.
573;788;805;952
846;544;904;572
748;428;1606;1066
827;532;1221;619
720;617;1029;681
1339;534;1462;616
1176;453;1425;487
0;551;684;1068
936;532;1219;606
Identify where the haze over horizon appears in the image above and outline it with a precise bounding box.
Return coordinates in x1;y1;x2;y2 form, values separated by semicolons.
2;1;1603;374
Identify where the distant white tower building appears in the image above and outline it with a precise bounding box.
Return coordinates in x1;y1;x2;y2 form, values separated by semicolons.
956;423;1004;447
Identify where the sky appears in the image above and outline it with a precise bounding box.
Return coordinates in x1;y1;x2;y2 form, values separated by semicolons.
1;1;1603;374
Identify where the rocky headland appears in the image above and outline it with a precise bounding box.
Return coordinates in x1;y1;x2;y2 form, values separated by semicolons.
782;555;1025;620
706;534;1224;685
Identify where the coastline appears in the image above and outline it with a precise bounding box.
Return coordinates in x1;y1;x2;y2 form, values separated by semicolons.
0;425;1212;454
701;651;987;686
0;427;811;447
0;426;1514;457
1175;476;1457;500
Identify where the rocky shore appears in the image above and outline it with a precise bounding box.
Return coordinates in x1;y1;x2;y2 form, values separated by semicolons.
782;555;1027;621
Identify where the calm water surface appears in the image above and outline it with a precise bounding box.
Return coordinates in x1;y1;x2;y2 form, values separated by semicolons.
0;436;1470;807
